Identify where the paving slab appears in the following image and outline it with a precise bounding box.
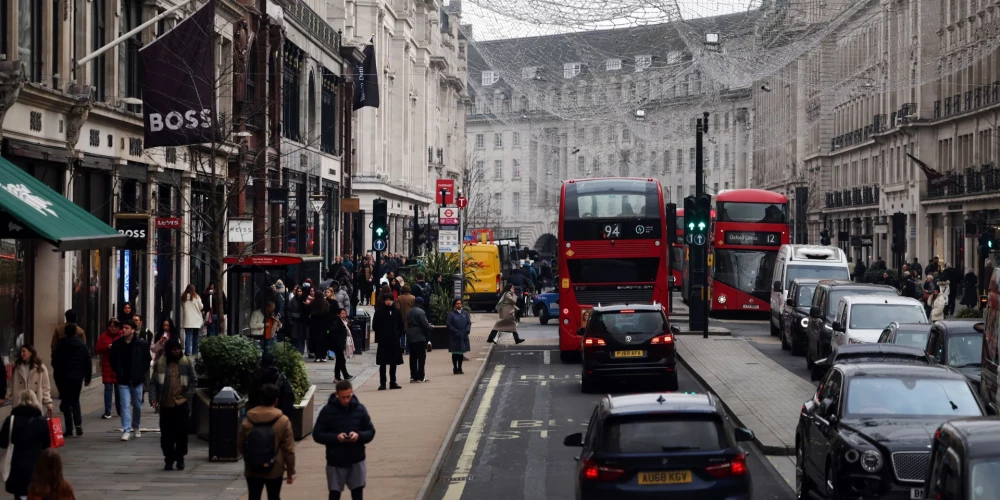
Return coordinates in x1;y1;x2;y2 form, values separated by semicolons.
675;336;816;455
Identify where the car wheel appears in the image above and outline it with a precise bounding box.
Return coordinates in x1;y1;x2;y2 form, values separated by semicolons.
560;351;579;364
538;308;550;325
581;373;598;393
770;320;780;337
780;322;791;351
663;371;679;391
795;439;815;500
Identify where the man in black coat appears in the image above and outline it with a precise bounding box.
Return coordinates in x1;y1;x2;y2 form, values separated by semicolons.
110;320;152;441
314;380;375;500
247;352;297;419
372;294;404;390
53;324;92;436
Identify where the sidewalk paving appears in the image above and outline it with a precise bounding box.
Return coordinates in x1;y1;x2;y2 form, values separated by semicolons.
675;336;816;455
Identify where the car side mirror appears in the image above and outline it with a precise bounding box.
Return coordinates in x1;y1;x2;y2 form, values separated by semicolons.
785;298;795;307
563;432;584;447
734;427;754;442
820;398;836;418
832;321;845;332
577;328;586;336
670;325;681;335
810;306;822;318
773;281;782;292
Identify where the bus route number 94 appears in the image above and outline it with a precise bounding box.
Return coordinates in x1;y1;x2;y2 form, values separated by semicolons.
602;223;621;239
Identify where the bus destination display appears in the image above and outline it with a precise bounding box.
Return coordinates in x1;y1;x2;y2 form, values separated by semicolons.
562;219;662;240
723;231;782;246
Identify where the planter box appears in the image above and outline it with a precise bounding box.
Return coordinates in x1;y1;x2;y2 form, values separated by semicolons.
193;388;213;440
291;385;317;441
430;325;450;348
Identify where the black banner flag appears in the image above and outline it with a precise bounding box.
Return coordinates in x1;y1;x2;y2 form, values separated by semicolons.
906;153;953;188
353;44;380;110
139;0;218;147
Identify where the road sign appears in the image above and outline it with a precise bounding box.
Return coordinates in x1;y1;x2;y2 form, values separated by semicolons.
439;207;459;225
436;179;455;204
373;239;387;252
457;196;468;209
694;234;706;246
686;234;694;244
439;227;460;252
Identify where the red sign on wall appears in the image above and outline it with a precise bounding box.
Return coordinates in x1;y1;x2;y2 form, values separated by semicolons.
435;179;455;205
155;217;182;229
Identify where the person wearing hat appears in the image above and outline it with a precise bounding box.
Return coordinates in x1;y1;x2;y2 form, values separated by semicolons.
404;296;433;383
148;337;197;470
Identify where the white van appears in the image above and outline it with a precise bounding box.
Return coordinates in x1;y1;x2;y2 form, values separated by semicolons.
831;295;928;346
770;245;850;336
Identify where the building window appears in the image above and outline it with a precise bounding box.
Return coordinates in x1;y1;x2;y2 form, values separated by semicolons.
494;160;503;179
607;125;615;143
18;0;43;82
482;70;498;86
635;55;652;72
475;134;484;149
622;127;630;142
494;132;503;148
676;149;683;172
321;69;338;153
724;182;730;190
689;148;696;170
724;144;729;167
282;41;302;141
724;112;730;130
91;0;108;101
676;186;683;200
475;160;485;180
512;192;520;215
663;151;670;173
606;59;621;71
521;67;536;79
593;157;600;175
119;0;143;110
493;193;502;214
513;159;521;178
577;156;585;176
713;182;719;194
564;62;581;79
512;132;520;146
1;0;7;59
607;154;614;172
689;184;695;196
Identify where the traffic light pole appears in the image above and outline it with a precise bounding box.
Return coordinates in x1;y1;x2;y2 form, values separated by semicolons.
690;113;710;338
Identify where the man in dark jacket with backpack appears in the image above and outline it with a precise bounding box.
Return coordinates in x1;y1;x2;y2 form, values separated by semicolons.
314;380;375;500
238;383;296;499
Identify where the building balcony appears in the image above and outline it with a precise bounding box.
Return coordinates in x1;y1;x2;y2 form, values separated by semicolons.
825;186;879;208
926;164;1000;199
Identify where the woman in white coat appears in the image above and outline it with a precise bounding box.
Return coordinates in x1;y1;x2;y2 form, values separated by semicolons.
929;283;950;321
180;284;205;356
5;345;53;411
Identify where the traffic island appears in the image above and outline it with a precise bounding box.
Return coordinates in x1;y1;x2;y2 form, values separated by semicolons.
671;325;731;336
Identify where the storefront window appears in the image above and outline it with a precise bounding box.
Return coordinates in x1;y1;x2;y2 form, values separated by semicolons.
71;249;106;355
0;239;27;362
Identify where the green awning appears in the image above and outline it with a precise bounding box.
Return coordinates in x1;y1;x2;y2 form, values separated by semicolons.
0;155;128;251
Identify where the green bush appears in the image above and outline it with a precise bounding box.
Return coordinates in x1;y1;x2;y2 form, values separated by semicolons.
196;335;261;398
864;268;899;285
955;307;984;319
270;341;311;402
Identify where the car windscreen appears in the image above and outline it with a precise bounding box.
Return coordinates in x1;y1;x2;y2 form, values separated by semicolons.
970;458;1000;499
795;285;816;309
602;414;727;453
891;331;930;350
946;334;983;369
785;265;850;289
591;310;666;341
826;288;899;320
849;304;927;329
845;376;981;418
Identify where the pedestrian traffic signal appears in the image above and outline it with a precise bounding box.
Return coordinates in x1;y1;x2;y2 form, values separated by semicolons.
980;227;995;255
820;228;831;246
373;199;388;252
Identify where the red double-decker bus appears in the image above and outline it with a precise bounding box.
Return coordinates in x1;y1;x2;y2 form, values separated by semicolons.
670;207;683;290
558;178;670;362
708;189;790;313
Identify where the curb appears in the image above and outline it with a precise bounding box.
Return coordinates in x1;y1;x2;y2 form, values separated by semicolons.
414;341;496;500
676;351;795;456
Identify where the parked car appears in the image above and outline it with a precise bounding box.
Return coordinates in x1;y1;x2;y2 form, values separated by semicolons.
781;278;820;355
810;343;933;381
982;267;1000;414
926;320;985;394
565;393;754;500
805;280;900;370
797;363;984;499
579;304;680;392
925;417;1000;499
831;295;927;347
877;322;933;349
533;292;559;325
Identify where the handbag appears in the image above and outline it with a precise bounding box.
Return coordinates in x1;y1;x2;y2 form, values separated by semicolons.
2;415;13;481
47;411;65;448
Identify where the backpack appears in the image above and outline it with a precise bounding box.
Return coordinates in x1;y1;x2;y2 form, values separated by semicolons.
244;417;281;474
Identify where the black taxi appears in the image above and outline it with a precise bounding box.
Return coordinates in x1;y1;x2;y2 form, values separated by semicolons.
926;417;1000;499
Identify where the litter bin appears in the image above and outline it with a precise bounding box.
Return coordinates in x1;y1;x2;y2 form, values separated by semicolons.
209;387;245;462
352;311;371;352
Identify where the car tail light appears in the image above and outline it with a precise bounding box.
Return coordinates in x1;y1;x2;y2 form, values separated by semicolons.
705;453;748;478
650;333;674;344
581;458;625;481
583;337;607;347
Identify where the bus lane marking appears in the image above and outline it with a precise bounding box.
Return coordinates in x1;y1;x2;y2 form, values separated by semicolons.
442;364;505;500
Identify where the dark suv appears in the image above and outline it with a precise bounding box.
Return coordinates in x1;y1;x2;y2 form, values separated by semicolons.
579;304;679;393
805;280;899;370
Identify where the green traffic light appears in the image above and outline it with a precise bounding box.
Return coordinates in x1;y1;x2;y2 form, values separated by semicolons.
697;222;706;231
375;227;385;236
991;240;994;249
688;222;695;230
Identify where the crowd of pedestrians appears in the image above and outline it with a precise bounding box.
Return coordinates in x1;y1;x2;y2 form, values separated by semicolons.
850;255;982;319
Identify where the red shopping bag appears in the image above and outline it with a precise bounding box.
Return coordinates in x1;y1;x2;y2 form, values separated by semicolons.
47;412;65;448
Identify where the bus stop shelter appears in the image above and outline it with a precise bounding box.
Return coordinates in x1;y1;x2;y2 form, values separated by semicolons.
222;254;323;336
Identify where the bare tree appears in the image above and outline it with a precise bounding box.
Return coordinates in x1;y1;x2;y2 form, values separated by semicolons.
459;148;507;237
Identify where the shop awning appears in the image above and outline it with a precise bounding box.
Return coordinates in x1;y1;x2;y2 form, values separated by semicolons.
0;155;128;251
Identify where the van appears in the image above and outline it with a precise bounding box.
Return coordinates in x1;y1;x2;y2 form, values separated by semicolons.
981;267;1000;413
830;294;927;347
462;243;502;310
770;245;850;336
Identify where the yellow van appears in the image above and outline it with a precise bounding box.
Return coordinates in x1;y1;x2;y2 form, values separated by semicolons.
462;243;502;310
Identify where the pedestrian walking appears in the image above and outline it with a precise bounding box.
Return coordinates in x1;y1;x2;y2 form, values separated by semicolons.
286;286;306;353
239;384;296;500
929;286;949;321
486;284;525;344
446;299;472;375
248;352;296;419
854;259;867;283
405;297;432;383
313;380;374;500
180;284;205;356
95;319;122;419
372;294;404;390
52;324;91;437
110;320;152;441
250;301;282;351
27;449;74;500
962;269;980;309
151;318;178;363
0;391;51;500
911;257;923;278
335;283;351;316
118;302;136;327
942;264;962;316
148;337;196;470
331;309;353;383
202;283;225;337
5;345;53;412
396;286;416;330
308;291;332;362
50;310;86;360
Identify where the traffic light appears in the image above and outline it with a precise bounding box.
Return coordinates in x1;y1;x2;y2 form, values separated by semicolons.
372;199;388;252
820;228;831;246
683;196;696;242
693;194;711;237
980;227;995;255
891;212;906;254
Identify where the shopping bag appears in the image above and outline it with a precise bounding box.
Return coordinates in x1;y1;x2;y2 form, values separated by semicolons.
345;334;356;358
47;413;65;448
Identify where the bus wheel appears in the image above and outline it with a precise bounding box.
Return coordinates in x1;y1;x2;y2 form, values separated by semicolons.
560;350;579;363
538;308;550;325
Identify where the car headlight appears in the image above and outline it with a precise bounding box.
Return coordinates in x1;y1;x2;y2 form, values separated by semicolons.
860;450;883;473
800;318;809;328
844;449;859;463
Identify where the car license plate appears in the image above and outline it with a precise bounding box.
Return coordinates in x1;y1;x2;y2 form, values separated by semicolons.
911;488;924;499
613;350;644;358
638;470;692;485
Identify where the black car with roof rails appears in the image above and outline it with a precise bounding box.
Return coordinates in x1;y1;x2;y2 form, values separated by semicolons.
806;280;900;370
877;322;934;350
579;304;680;393
810;343;933;381
925;417;1000;499
797;363;984;500
925;320;985;394
564;392;754;500
782;278;820;356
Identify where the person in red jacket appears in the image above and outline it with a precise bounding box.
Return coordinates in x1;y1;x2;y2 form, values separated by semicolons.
95;319;123;419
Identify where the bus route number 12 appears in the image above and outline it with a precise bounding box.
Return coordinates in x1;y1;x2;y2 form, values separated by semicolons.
603;223;621;239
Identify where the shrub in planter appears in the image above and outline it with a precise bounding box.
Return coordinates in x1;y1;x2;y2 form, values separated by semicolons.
955;306;984;319
269;341;311;402
864;268;899;286
196;335;261;397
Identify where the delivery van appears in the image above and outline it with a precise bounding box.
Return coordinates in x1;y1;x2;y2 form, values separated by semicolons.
463;243;502;310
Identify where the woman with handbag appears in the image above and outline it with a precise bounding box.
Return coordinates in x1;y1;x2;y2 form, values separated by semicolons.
486;284;525;344
0;390;52;499
180;284;204;356
331;309;354;382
